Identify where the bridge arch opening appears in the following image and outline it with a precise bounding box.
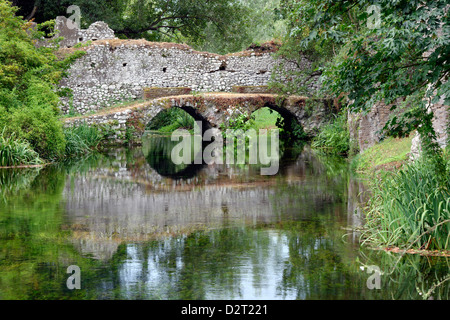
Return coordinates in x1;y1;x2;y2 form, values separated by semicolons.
143;106;211;179
145;106;213;135
244;104;306;143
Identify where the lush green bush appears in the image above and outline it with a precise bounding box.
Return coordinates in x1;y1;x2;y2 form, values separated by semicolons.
362;160;450;251
0;1;84;161
6;105;66;160
0;128;42;166
147;107;196;133
311;112;349;156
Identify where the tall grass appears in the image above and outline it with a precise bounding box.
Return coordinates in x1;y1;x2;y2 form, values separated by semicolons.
0;129;42;166
362;160;450;251
64;124;104;157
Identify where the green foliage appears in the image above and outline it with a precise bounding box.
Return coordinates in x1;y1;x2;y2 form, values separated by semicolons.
0;0;86;160
362;160;450;251
64;124;105;157
6;104;65;160
275;116;307;144
147;107;195;133
13;0;289;54
191;0;287;54
222;112;256;133
311;112;349;156
0;128;42;166
175;111;195;131
279;0;449;163
14;0;253;54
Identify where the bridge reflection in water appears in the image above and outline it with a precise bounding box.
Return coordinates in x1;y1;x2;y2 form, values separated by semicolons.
63;134;363;262
60;135;372;299
1;134;448;299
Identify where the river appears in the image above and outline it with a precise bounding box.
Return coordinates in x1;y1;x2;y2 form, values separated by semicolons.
0;135;448;300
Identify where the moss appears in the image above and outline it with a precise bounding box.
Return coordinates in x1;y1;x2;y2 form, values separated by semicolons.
351;135;414;173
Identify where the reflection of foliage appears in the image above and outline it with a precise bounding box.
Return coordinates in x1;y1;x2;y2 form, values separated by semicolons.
312;148;350;179
0;168;41;202
0;166;103;299
359;250;450;300
142;134;202;178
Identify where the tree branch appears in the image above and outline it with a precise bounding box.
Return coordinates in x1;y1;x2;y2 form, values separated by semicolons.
26;0;41;21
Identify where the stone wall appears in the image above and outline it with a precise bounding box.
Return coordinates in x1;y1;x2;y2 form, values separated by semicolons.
58;39;319;115
143;87;192;100
348;101;401;153
53;16;116;48
349;99;448;155
231;85;273;94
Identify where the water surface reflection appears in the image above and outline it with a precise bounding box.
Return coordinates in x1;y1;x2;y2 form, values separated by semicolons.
0;135;448;299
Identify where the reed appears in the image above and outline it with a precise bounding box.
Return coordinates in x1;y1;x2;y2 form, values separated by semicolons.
64;124;104;157
362;160;450;251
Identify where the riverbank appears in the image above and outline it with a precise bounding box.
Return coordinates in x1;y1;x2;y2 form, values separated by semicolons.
345;134;450;255
350;135;414;175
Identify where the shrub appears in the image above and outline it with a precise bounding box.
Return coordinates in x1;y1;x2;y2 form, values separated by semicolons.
7;105;65;160
0;1;85;161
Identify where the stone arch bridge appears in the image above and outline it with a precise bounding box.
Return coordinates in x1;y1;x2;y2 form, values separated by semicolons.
64;93;336;144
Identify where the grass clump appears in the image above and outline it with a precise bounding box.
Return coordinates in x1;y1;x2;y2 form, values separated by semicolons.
64;124;105;157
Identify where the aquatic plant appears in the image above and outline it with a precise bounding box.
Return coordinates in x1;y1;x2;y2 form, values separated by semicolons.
64;124;104;157
362;160;450;251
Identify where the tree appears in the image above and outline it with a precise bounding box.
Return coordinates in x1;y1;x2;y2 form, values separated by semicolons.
11;0;254;53
0;0;84;159
282;0;449;165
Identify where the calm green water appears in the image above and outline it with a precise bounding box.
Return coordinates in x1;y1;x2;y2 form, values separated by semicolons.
0;135;448;300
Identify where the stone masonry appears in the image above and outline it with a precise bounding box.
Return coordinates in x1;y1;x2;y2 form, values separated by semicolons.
58;39;319;115
53;16;115;48
64;93;335;145
349;99;448;155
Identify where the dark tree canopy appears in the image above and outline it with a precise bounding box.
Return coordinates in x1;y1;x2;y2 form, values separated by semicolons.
277;0;449;164
11;0;254;53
